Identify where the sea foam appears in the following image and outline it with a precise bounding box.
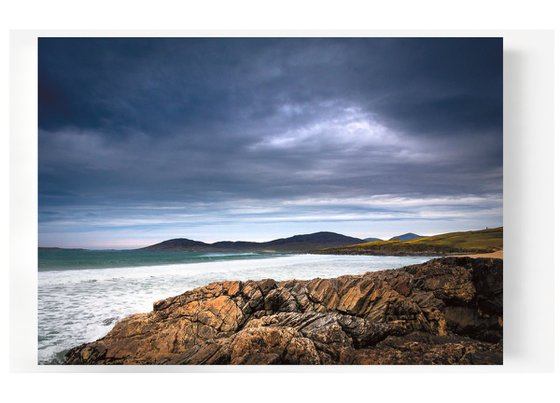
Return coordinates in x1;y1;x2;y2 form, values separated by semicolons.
38;254;431;364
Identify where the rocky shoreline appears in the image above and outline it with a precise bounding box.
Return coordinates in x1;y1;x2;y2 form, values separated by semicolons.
65;257;503;365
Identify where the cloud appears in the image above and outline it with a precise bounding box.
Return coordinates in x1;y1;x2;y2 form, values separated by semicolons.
38;38;503;247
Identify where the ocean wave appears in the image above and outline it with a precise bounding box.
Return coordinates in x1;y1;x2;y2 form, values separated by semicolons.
38;254;431;364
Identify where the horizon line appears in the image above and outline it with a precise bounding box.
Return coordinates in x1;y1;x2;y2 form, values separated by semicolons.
38;226;503;250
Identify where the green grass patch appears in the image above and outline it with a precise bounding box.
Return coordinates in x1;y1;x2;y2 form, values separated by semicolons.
318;227;503;255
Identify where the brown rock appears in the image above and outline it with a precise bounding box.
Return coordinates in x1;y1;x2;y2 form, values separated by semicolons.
231;328;286;364
64;257;502;365
349;332;502;365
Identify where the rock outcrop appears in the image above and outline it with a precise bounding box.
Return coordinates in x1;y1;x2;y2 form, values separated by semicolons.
65;257;503;365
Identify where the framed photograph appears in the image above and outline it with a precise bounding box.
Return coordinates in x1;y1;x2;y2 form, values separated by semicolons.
36;37;504;366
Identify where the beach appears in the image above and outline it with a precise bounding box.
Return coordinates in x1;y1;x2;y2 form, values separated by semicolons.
456;249;503;259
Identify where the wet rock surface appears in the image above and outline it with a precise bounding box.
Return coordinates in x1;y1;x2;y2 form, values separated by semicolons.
65;257;503;365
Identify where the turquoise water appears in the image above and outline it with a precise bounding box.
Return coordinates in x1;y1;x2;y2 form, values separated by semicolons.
38;251;433;364
38;249;283;271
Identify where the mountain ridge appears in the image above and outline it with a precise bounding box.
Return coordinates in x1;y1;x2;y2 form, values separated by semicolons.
39;228;502;255
363;237;382;242
140;231;365;252
389;233;424;241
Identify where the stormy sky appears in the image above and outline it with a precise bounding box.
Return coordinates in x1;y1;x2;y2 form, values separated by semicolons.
38;38;503;248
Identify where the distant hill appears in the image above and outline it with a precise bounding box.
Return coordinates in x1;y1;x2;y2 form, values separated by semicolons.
43;228;503;256
141;238;210;251
265;232;364;251
315;227;503;256
141;231;365;252
389;233;424;241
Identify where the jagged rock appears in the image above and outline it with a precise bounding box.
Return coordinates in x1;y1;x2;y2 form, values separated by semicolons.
64;257;502;365
349;332;503;365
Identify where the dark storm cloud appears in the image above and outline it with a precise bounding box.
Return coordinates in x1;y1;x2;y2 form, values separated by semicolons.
38;38;502;246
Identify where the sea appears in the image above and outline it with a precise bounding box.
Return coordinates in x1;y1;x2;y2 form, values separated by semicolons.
38;249;433;364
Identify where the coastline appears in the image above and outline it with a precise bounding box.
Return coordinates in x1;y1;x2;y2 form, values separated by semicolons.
64;256;503;365
38;254;430;364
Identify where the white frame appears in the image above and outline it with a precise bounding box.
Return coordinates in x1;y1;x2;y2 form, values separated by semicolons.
9;30;555;373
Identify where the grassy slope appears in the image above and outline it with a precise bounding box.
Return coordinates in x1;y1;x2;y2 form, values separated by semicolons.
316;227;503;255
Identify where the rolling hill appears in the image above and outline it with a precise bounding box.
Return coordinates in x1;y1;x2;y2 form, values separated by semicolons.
363;237;382;242
389;233;424;241
140;231;365;252
316;227;503;256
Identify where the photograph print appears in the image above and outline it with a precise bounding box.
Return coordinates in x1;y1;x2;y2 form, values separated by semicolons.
38;37;503;365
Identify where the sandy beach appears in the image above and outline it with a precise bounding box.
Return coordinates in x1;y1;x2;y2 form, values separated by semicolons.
455;249;503;259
